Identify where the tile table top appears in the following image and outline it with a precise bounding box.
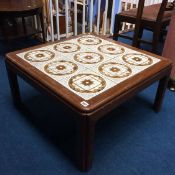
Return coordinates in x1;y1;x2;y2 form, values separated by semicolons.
17;34;160;102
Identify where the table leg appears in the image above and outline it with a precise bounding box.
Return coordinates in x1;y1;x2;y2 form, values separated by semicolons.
76;116;95;171
153;74;170;112
6;64;22;108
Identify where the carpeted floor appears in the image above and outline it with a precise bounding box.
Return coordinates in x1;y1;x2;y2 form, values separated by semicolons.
0;32;175;175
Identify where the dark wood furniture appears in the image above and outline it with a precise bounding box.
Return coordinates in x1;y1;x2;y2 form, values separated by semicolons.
0;0;45;42
5;34;172;171
113;0;175;53
52;14;74;35
162;10;175;91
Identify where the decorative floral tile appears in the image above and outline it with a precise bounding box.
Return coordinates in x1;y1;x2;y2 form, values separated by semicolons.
16;34;160;101
58;69;116;100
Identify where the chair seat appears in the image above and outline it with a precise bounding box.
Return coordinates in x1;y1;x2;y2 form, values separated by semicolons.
120;3;174;22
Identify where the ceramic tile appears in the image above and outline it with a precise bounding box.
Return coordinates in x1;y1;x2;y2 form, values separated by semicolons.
16;34;160;100
58;69;116;100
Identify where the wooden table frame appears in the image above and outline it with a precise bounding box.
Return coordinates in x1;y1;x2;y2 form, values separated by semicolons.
5;35;172;171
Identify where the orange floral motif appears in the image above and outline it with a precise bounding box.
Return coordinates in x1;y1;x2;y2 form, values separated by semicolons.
81;79;94;86
110;67;120;72
98;44;125;55
78;36;102;45
24;50;55;62
99;62;132;78
69;74;106;93
133;57;142;62
53;43;80;53
36;53;44;57
123;53;153;66
107;48;115;51
56;65;66;70
44;61;78;75
74;52;104;64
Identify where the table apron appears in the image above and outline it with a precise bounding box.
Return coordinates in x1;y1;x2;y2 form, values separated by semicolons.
5;59;172;123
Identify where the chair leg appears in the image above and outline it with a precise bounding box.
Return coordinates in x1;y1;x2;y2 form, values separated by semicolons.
159;25;166;42
136;27;143;48
152;26;161;53
22;17;27;34
132;19;142;47
39;10;46;43
113;15;121;40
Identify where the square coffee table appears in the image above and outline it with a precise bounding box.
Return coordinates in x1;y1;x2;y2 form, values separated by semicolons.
5;34;172;171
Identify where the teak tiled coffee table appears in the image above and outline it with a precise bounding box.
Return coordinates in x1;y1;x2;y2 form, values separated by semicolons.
5;34;172;171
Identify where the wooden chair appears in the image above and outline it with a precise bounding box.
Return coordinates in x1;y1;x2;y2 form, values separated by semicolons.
162;9;175;91
113;0;175;53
